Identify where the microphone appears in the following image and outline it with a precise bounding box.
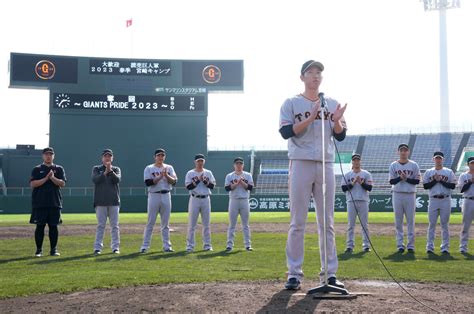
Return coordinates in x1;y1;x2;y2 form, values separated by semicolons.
318;92;326;108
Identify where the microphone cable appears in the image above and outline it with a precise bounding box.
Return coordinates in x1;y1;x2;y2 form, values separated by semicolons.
324;105;440;313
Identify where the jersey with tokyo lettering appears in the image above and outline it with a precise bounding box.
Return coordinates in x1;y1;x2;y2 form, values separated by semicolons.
458;172;474;197
225;171;254;199
279;94;347;162
144;163;176;192
185;168;216;196
340;169;373;202
423;167;456;197
389;160;421;193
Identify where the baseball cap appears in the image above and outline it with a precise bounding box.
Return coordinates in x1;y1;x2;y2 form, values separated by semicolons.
467;156;474;164
155;148;166;155
398;144;409;151
433;151;444;158
234;157;244;163
351;153;361;160
102;148;113;156
42;147;54;154
195;153;205;161
301;60;324;75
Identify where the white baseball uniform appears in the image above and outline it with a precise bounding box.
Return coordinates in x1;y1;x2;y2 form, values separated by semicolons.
423;167;456;252
341;169;373;250
185;168;216;251
225;171;254;249
279;94;347;282
459;172;474;252
141;163;176;251
389;160;421;250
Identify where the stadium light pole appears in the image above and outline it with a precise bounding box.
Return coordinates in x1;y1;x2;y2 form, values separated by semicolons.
421;0;460;133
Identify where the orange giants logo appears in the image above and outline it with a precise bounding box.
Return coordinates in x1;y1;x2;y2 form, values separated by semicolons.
202;65;221;84
35;60;56;80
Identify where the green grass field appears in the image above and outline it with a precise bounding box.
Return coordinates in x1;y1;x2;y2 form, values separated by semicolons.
0;212;472;299
0;212;465;226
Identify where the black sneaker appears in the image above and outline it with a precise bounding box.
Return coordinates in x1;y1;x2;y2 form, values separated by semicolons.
164;248;174;253
50;249;60;256
225;247;233;252
363;247;371;252
284;277;301;290
345;248;353;253
245;246;253;251
93;250;101;256
398;248;405;253
328;277;345;288
34;249;42;257
407;248;415;253
140;248;147;254
113;249;120;254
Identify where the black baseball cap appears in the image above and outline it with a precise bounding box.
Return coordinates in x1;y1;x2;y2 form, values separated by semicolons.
195;154;205;161
467;156;474;164
42;147;54;154
102;149;113;156
155;148;166;155
301;60;324;75
234;157;244;163
433;151;444;158
398;144;409;151
351;153;361;160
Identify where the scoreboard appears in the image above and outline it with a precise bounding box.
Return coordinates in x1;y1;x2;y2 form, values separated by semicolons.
8;53;244;187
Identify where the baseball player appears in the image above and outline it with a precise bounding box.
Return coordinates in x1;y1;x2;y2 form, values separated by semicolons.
459;156;474;254
185;154;216;252
423;151;456;254
389;144;421;253
341;153;373;253
29;147;66;257
140;148;177;253
92;149;121;255
224;157;254;252
279;60;348;290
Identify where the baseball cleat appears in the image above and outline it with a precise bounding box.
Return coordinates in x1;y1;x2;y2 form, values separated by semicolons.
186;248;194;253
328;277;345;288
363;247;371;252
113;249;120;254
407;248;415;253
398;248;405;253
93;250;101;256
441;250;450;255
345;248;353;253
245;246;253;251
140;248;147;254
164;248;174;253
34;249;42;257
426;249;434;254
50;250;60;256
460;250;467;254
204;247;213;252
284;277;301;290
225;247;232;252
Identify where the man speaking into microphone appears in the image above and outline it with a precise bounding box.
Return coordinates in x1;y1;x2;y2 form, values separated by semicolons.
279;60;348;290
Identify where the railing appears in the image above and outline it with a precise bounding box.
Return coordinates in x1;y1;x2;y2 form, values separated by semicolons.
1;186;231;196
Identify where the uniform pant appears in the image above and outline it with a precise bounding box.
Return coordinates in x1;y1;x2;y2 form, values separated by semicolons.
286;160;338;282
186;196;212;250
460;199;474;252
426;198;451;252
94;206;120;251
392;192;416;250
141;193;172;251
346;200;370;250
226;198;251;248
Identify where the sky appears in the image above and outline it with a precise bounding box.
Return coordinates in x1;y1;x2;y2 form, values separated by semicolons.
1;0;473;150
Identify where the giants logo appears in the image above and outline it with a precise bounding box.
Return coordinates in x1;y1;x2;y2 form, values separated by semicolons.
202;65;221;84
294;110;334;123
397;170;414;176
35;60;56;80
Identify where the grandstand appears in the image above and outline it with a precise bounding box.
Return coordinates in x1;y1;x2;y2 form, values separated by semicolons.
254;132;473;195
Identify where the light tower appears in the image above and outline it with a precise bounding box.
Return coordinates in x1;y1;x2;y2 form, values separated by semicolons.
421;0;460;132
